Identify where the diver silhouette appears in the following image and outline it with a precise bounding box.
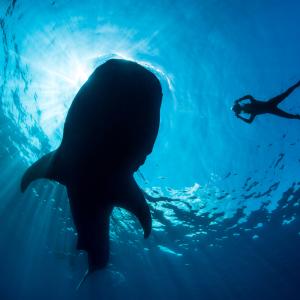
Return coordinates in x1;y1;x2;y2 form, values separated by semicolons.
232;80;300;123
21;59;163;275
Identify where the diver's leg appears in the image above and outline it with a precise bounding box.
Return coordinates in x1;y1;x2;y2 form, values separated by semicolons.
271;107;300;119
268;80;300;106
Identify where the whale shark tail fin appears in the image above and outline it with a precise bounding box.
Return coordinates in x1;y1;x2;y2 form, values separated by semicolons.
67;185;112;273
21;150;60;192
117;175;152;239
67;175;151;276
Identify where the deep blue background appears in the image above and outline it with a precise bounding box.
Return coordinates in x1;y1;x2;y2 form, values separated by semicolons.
1;0;300;299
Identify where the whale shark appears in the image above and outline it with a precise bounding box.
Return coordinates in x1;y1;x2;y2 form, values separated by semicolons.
21;59;163;273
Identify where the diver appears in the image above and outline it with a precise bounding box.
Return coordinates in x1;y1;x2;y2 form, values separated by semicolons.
232;80;300;123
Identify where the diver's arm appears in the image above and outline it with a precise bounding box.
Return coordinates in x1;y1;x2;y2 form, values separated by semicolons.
236;113;255;124
235;95;255;103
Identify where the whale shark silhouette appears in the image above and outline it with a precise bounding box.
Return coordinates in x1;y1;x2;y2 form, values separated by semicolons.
21;59;163;273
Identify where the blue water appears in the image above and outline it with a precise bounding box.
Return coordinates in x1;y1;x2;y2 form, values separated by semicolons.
1;0;300;299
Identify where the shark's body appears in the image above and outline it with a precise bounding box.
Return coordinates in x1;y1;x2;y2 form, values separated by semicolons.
21;59;163;271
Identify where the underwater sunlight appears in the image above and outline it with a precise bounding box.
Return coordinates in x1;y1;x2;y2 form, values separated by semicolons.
1;0;300;299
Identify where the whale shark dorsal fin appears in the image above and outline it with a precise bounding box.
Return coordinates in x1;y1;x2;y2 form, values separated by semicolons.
21;150;58;192
117;176;152;238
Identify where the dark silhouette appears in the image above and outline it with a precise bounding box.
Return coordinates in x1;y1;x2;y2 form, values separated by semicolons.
232;81;300;123
21;59;163;274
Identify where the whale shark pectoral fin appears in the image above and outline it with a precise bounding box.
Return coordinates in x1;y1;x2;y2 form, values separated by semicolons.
118;176;152;238
21;150;59;192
